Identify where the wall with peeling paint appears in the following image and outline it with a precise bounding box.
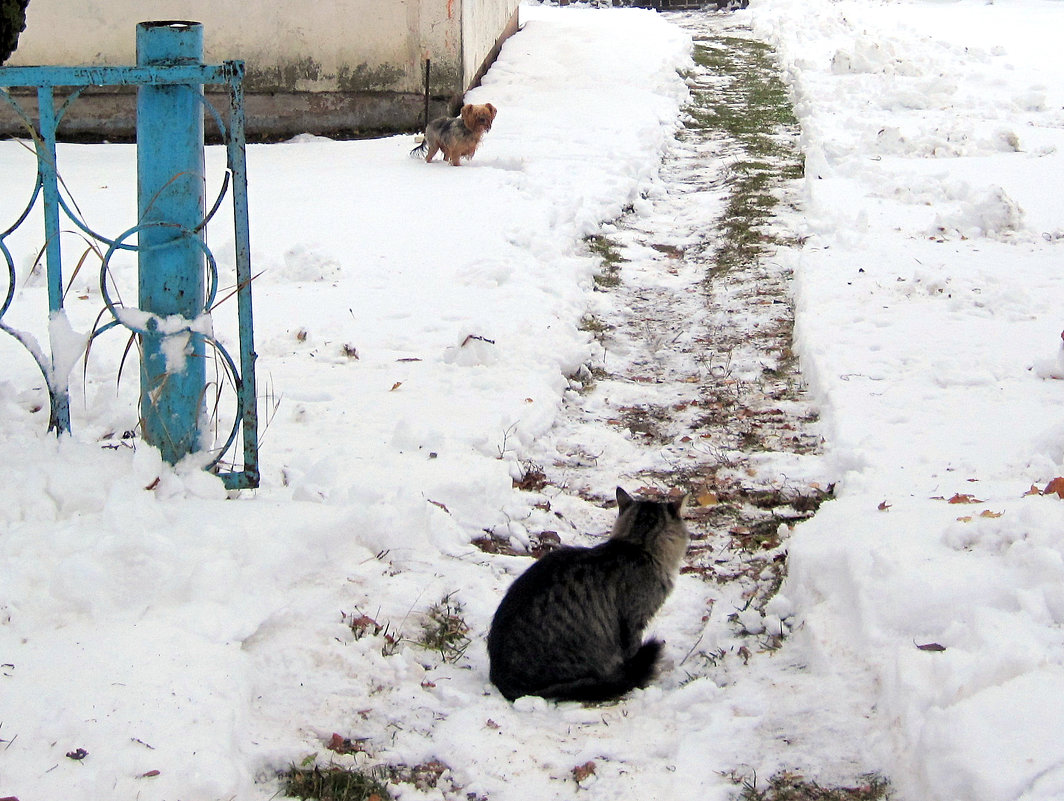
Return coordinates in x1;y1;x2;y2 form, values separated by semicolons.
2;0;518;137
9;0;458;93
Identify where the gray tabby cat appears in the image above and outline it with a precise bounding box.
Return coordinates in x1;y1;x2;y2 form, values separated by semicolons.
487;487;690;702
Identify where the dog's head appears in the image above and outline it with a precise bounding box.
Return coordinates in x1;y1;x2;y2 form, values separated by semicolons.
461;103;497;135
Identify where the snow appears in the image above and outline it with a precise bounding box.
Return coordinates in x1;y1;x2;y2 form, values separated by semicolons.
750;0;1064;798
0;1;1062;800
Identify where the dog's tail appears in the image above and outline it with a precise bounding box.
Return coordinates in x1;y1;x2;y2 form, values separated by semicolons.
409;138;427;159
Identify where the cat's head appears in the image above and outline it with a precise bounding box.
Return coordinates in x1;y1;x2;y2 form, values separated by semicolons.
612;487;690;570
616;486;688;519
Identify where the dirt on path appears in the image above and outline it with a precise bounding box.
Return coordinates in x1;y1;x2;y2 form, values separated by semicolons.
478;8;831;645
468;12;893;797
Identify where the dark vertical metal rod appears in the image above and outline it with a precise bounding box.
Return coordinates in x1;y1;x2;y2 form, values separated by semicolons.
424;58;431;128
225;61;259;489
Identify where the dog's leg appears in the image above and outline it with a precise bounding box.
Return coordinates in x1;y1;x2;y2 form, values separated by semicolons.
425;144;439;163
440;146;460;166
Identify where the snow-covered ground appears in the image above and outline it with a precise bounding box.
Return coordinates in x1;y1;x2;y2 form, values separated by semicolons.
0;2;1062;800
749;2;1064;799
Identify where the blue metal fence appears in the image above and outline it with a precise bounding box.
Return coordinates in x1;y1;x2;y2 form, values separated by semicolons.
0;21;259;489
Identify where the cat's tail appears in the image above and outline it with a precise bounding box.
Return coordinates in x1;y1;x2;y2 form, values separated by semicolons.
624;638;663;688
540;639;664;703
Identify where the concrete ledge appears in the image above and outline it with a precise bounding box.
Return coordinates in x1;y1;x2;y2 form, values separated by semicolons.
0;87;455;142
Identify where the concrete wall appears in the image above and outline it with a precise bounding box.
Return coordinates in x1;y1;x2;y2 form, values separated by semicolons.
1;0;519;139
462;0;521;89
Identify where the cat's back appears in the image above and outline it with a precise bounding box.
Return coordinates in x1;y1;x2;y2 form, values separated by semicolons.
489;540;648;623
487;540;652;697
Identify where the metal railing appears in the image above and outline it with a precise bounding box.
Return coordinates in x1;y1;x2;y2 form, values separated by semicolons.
0;21;258;489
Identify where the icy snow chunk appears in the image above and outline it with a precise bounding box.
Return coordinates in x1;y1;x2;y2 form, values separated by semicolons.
942;517;1025;553
1033;335;1064;380
279;243;342;282
737;608;765;635
831;40;892;74
1012;87;1047;113
932;185;1024;239
764;593;795;620
160;330;192;374
443;333;499;366
762;614;785;637
513;694;550;713
283;132;335;144
47;312;89;392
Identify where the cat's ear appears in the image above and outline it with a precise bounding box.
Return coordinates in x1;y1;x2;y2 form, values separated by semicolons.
616;486;633;511
668;493;689;518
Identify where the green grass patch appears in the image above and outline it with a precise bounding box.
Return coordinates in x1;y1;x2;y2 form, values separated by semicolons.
686;34;803;274
578;313;612;335
691;36;799;149
282;764;392;801
585;233;625;287
738;771;892;801
414;593;471;663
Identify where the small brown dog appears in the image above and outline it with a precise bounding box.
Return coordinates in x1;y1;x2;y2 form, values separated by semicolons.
410;103;497;166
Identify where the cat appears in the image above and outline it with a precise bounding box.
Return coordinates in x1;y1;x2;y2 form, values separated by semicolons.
487;487;690;702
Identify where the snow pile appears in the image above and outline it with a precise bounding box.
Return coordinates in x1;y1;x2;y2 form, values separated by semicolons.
0;5;697;800
751;1;1064;799
3;1;1064;799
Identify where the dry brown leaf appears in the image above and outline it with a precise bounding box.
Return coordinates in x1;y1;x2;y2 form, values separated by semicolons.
947;493;984;504
1024;485;1042;497
697;491;718;507
916;642;946;652
878;500;892;511
572;761;596;783
326;733;366;755
390;381;402;392
979;509;1003;519
1043;477;1064;498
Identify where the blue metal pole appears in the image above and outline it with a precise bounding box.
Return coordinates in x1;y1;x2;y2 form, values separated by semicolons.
136;21;206;464
35;86;71;434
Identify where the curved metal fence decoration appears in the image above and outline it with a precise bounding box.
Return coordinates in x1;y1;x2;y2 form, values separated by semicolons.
0;20;259;489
